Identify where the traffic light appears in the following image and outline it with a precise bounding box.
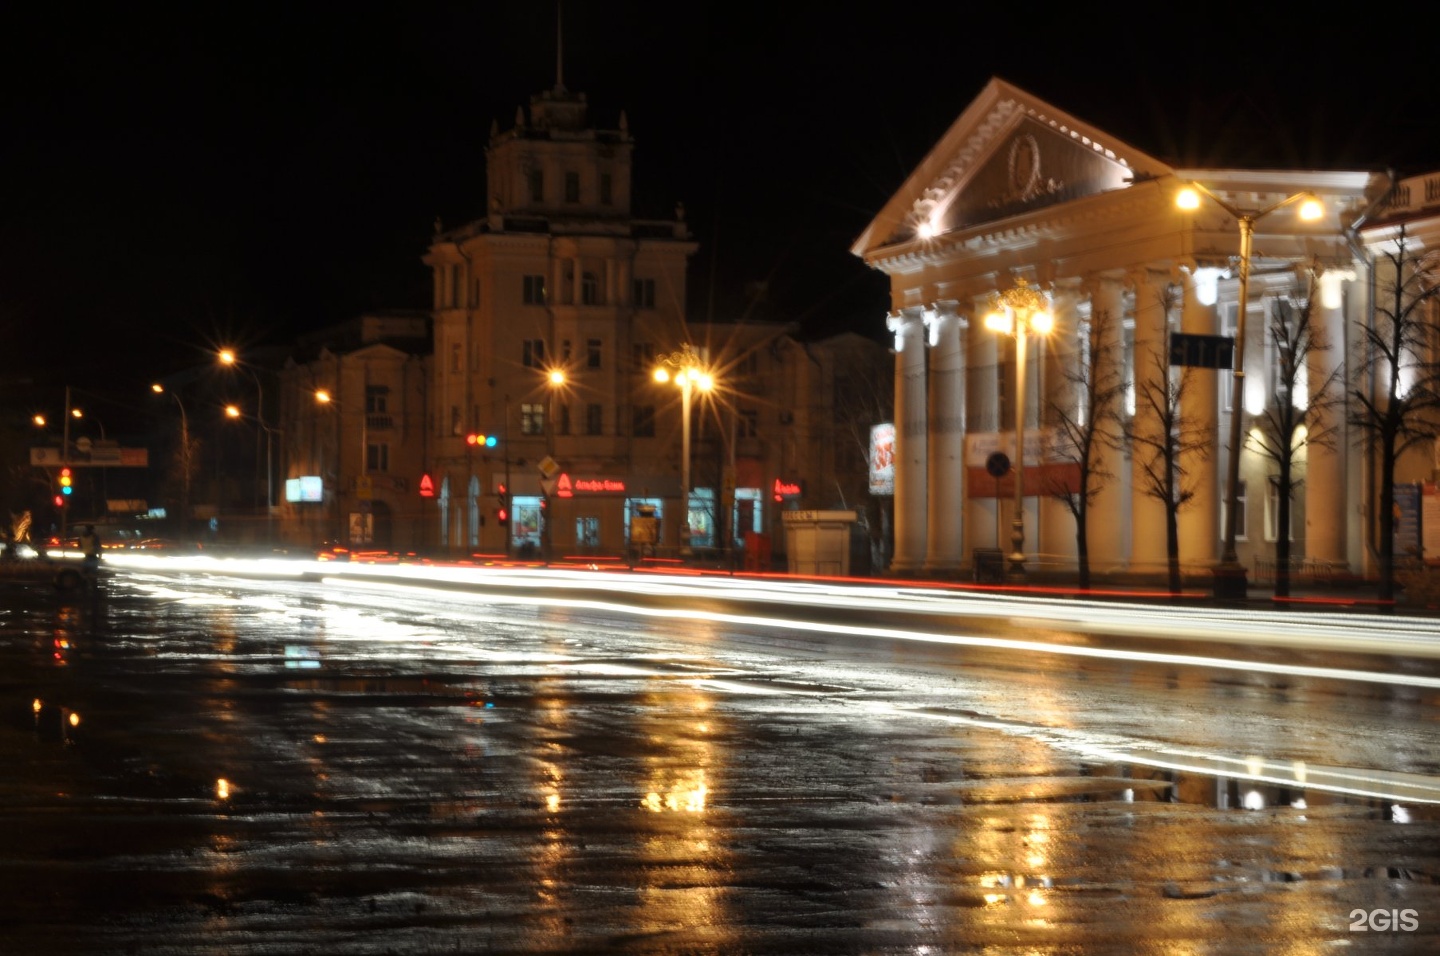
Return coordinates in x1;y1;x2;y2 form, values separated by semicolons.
58;467;73;496
496;483;509;526
465;433;499;448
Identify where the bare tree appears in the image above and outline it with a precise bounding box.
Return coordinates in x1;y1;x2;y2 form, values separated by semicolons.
1128;348;1209;595
1349;228;1440;601
1043;308;1126;589
1244;275;1344;598
826;339;894;572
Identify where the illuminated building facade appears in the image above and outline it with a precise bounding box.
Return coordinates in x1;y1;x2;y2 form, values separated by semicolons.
277;313;431;550
419;76;890;561
855;78;1440;583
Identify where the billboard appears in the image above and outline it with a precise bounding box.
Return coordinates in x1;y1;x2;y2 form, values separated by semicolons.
868;423;895;496
285;476;325;503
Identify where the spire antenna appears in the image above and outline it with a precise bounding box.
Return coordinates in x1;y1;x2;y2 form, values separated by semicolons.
555;1;565;92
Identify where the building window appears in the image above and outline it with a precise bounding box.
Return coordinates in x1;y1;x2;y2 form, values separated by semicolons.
581;271;599;305
1220;302;1238;413
562;339;572;361
366;443;389;473
633;404;655;437
1223;480;1248;541
450;264;462;308
585;403;602;436
1265;478;1292;543
523;339;546;369
1122;321;1136;417
365;385;388;415
599;173;612;205
523;274;547;305
586;338;602;369
577;516;600;546
520;402;545;436
632;342;654;370
565;171;580;203
472;277;481;307
633;278;656;309
739;409;758;438
450;343;462;374
450;406;462;436
529;167;543;202
557;403;570;436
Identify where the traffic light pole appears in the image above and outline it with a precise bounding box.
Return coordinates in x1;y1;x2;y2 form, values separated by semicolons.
60;387;71;536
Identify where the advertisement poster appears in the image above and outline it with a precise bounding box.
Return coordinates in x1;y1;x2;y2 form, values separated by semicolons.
868;423;895;496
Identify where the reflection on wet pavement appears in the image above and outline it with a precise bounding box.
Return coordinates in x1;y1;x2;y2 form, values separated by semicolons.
0;572;1436;954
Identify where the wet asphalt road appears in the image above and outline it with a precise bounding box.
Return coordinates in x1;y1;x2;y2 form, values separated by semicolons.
2;565;1438;955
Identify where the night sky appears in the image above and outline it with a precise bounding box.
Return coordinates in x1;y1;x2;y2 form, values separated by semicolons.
4;3;1437;398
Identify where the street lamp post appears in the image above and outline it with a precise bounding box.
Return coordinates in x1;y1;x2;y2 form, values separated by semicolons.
151;384;191;537
316;389;367;545
224;403;279;545
219;349;274;542
984;279;1054;578
543;368;566;563
653;344;714;558
1176;183;1323;600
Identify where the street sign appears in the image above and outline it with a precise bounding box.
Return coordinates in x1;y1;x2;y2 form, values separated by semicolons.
30;446;149;467
985;452;1011;478
1169;332;1235;369
356;475;373;500
538;455;558;478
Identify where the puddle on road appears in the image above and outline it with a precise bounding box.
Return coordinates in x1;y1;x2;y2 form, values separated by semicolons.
883;701;1440;823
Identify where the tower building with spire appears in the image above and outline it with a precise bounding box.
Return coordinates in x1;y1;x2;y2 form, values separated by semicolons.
423;69;696;554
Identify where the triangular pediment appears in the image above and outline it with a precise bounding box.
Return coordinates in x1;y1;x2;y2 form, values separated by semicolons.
853;77;1174;258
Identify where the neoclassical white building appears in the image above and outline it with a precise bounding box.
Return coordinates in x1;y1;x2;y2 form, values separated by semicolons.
854;78;1440;584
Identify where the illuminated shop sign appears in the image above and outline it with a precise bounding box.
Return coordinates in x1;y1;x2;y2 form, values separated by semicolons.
284;476;325;503
772;478;802;501
556;474;627;498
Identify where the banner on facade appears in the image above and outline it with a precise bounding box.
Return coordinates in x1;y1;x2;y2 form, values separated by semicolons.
1424;483;1440;565
964;429;1081;498
868;423;895;496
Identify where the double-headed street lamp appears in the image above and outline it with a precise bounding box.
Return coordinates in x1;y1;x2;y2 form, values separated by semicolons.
218;349;273;513
1176;183;1323;599
984;278;1054;578
653;344;714;557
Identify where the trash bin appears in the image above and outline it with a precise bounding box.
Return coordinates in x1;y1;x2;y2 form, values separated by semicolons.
782;511;858;576
743;531;771;571
973;548;1005;584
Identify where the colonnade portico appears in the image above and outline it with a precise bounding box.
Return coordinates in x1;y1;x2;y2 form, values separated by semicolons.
857;80;1382;586
882;262;1362;582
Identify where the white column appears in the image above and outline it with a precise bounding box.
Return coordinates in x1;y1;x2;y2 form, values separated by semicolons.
1129;268;1170;573
888;307;929;571
1088;275;1126;570
1040;281;1081;570
1178;266;1219;568
966;294;1000;556
924;301;966;573
1306;268;1353;567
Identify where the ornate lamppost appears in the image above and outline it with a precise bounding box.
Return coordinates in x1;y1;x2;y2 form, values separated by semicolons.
984;279;1054;578
653;344;714;557
1176;183;1323;599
